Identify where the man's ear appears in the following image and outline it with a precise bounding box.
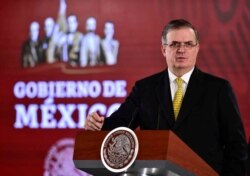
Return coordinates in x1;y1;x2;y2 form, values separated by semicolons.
197;43;200;51
161;45;166;56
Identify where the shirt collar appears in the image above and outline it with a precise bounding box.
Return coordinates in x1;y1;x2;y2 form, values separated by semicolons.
168;67;194;84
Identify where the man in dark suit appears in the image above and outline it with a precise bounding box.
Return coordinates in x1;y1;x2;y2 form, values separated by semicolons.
22;21;43;68
84;19;248;175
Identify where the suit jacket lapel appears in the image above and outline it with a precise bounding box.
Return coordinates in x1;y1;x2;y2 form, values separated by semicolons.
155;70;175;129
173;68;203;129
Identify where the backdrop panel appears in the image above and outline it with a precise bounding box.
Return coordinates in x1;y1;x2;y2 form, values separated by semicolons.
0;0;249;175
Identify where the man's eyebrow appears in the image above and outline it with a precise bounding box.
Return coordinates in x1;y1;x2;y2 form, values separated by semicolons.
169;40;194;43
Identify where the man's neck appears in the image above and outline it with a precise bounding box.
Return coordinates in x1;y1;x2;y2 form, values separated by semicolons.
170;67;194;77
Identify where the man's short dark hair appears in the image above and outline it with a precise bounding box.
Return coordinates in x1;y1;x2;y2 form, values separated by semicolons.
161;19;199;44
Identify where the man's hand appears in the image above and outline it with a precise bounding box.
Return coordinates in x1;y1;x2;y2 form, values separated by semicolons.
84;112;104;131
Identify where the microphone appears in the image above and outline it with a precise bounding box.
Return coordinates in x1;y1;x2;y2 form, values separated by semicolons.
127;107;139;129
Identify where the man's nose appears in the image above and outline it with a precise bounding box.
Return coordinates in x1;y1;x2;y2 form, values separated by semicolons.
177;45;186;52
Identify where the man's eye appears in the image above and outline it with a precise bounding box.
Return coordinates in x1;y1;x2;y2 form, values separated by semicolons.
186;43;193;47
170;43;179;47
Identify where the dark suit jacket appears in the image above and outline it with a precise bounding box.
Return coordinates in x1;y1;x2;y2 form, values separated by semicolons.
102;67;247;175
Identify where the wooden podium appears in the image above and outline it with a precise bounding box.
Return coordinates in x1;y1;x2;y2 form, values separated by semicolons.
73;130;218;176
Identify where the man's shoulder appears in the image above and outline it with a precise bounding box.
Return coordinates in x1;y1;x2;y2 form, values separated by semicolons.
135;70;166;85
197;68;230;86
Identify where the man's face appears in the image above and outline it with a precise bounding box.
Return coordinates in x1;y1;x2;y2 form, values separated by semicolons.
67;16;78;33
30;22;39;42
104;22;114;39
44;18;55;37
86;17;96;32
161;27;199;75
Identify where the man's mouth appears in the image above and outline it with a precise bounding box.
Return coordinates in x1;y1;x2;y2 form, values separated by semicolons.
176;56;187;60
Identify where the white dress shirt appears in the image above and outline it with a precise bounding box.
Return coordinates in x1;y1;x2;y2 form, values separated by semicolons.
168;68;194;101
